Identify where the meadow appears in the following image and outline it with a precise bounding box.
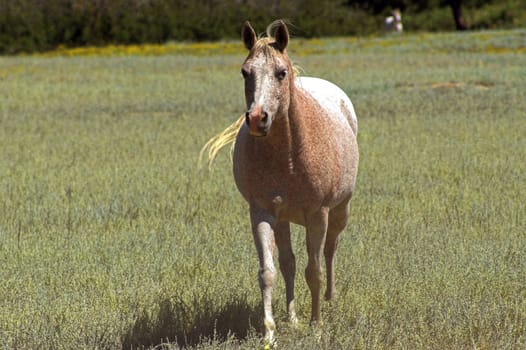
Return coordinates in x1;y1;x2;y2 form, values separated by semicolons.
0;29;525;349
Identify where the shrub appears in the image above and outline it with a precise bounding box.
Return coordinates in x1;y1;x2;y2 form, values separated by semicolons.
0;0;525;54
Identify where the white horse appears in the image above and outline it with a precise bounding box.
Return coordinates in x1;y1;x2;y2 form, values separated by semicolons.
385;9;403;33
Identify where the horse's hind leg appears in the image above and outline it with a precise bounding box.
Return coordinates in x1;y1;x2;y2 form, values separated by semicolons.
305;207;330;325
325;200;350;301
275;221;297;324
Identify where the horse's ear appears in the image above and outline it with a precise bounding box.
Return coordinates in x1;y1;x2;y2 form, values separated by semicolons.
242;21;257;50
274;20;289;52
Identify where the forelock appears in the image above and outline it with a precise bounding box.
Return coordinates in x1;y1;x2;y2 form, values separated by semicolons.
245;31;298;77
251;38;281;59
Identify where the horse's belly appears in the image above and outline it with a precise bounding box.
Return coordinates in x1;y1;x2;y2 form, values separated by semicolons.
238;170;352;227
268;195;307;226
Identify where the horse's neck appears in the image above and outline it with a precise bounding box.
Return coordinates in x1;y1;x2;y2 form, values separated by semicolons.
266;84;317;163
287;84;318;144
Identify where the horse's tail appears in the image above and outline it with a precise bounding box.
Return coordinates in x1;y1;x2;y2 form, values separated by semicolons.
198;114;245;168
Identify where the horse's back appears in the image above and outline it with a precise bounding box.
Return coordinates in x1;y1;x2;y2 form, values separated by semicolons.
294;76;359;207
296;77;358;137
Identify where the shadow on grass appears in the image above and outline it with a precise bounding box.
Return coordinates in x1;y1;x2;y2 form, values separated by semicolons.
122;292;261;349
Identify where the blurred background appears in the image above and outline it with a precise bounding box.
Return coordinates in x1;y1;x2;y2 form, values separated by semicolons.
1;0;525;54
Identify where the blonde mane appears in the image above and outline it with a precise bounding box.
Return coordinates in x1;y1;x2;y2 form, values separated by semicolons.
198;114;245;168
199;21;299;169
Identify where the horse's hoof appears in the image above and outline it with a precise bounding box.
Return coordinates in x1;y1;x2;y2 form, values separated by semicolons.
289;313;299;326
309;320;323;340
263;336;277;349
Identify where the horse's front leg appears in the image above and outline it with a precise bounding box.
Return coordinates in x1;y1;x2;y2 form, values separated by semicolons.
305;206;329;326
250;206;277;343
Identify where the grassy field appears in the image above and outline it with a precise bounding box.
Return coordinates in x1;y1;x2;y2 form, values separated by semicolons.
1;29;525;349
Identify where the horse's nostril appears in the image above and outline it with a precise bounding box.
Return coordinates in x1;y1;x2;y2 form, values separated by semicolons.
245;112;250;126
262;112;269;122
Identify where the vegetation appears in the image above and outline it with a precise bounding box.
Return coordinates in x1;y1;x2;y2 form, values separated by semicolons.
1;0;526;53
1;29;525;349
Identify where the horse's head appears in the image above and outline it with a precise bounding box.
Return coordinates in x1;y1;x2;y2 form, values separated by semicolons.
241;20;293;137
392;9;402;23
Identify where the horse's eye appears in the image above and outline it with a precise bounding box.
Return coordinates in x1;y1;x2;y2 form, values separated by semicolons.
276;69;287;80
241;69;249;79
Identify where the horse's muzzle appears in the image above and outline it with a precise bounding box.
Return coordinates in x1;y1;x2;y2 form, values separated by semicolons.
246;110;270;137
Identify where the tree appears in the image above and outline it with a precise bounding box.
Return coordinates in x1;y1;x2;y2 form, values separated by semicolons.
447;0;468;30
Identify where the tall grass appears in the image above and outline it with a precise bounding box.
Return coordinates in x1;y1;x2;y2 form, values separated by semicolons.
0;29;525;349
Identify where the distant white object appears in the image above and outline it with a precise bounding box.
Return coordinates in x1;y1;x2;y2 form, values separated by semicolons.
384;9;403;33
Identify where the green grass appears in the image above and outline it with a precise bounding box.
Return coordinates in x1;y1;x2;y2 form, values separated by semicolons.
1;29;525;349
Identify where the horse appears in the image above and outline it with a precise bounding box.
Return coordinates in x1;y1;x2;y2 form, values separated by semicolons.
384;9;403;33
201;20;359;343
